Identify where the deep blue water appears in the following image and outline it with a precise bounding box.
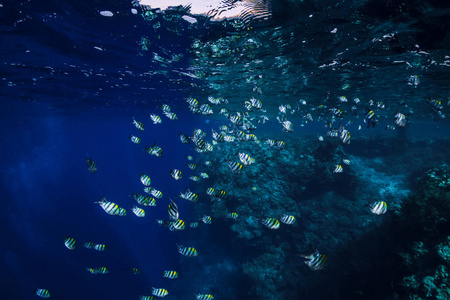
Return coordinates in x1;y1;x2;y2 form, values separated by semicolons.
1;0;450;299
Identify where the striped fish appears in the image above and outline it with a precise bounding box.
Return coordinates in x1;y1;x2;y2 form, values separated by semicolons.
280;214;296;225
168;219;185;231
187;163;197;170
96;267;109;274
276;140;285;150
211;129;224;142
190;222;199;228
150;114;162;124
132;206;146;217
333;165;343;173
301;250;327;270
177;244;198;257
227;212;238;219
196;294;214;300
94;244;108;251
214;189;227;200
118;208;127;216
152;287;169;297
339;124;351;145
368;201;387;215
84;242;94;249
262;218;280;229
133;193;155;206
281;120;294;132
162;270;179;279
179;189;198;202
228;160;243;175
140;174;152;186
170;169;182;180
86;155;97;172
132;118;145;131
147;187;163;198
178;132;190;144
159;104;171;112
127;267;141;275
239;152;255;165
186;97;198;107
64;237;76;250
206;187;215;195
164;111;178;120
35;289;51;298
95;197;122;216
139;296;154;300
129;135;141;144
168;199;179;221
201;215;212;224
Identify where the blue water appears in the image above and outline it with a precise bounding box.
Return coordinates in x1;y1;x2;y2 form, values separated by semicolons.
2;0;450;299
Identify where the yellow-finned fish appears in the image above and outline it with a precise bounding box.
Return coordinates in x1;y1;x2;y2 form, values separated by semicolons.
226;212;238;219
228;160;243;175
168;219;185;231
168;199;179;221
262;218;280;229
333;165;343;173
64;237;76;250
94;244;108;251
280;214;296;225
132;206;146;217
301;250;327;270
152;287;169;297
132;117;145;131
177;244;198;257
170;169;182;180
150;114;162;124
366;201;387;215
162;270;179;279
35;289;51;298
196;294;214;300
95;197;123;216
201;215;212;224
129;135;141;144
86;155;97;172
238;152;255;165
140;174;152;186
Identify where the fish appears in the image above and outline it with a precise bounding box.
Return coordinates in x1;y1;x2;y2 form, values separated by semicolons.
367;201;387;215
87;267;109;274
35;289;51;298
279;104;287;114
280;214;296;225
281;120;294;132
265;139;276;147
177;244;198;257
86;155;97;172
200;104;213;115
152;287;169;297
427;99;443;111
144;187;163;198
179;189;198;202
211;129;224;142
178;132;191;144
170;169;183;180
342;159;351;165
276;141;285;150
394;112;407;128
201;215;212;224
186;97;199;107
159;104;171;112
363;109;378;128
262;218;280;229
139;296;155;300
226;212;238;219
129;135;141;144
164;111;178;120
150;114;162;124
94;244;108;251
187;163;197;170
338;96;348;102
206;187;215;195
189;176;200;182
243;100;253;111
127;267;141;275
214;189;227;201
86;267;98;274
228;160;243;175
132;118;145;131
145;143;163;157
338;124;350;145
118;208;127;216
64;237;76;250
140;174;152;186
200;172;209;179
229;114;243;125
132;206;146;217
162;270;179;279
168;199;179;220
95;197;123;216
301;250;327;270
239;152;255;166
133;193;155;206
224;135;236;143
190;222;199;228
250;97;262;109
168;219;185;231
84;242;94;249
196;294;214;300
333;165;343;173
205;161;212;166
187;155;194;161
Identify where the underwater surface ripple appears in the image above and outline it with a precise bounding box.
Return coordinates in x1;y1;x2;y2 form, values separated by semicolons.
1;0;450;299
